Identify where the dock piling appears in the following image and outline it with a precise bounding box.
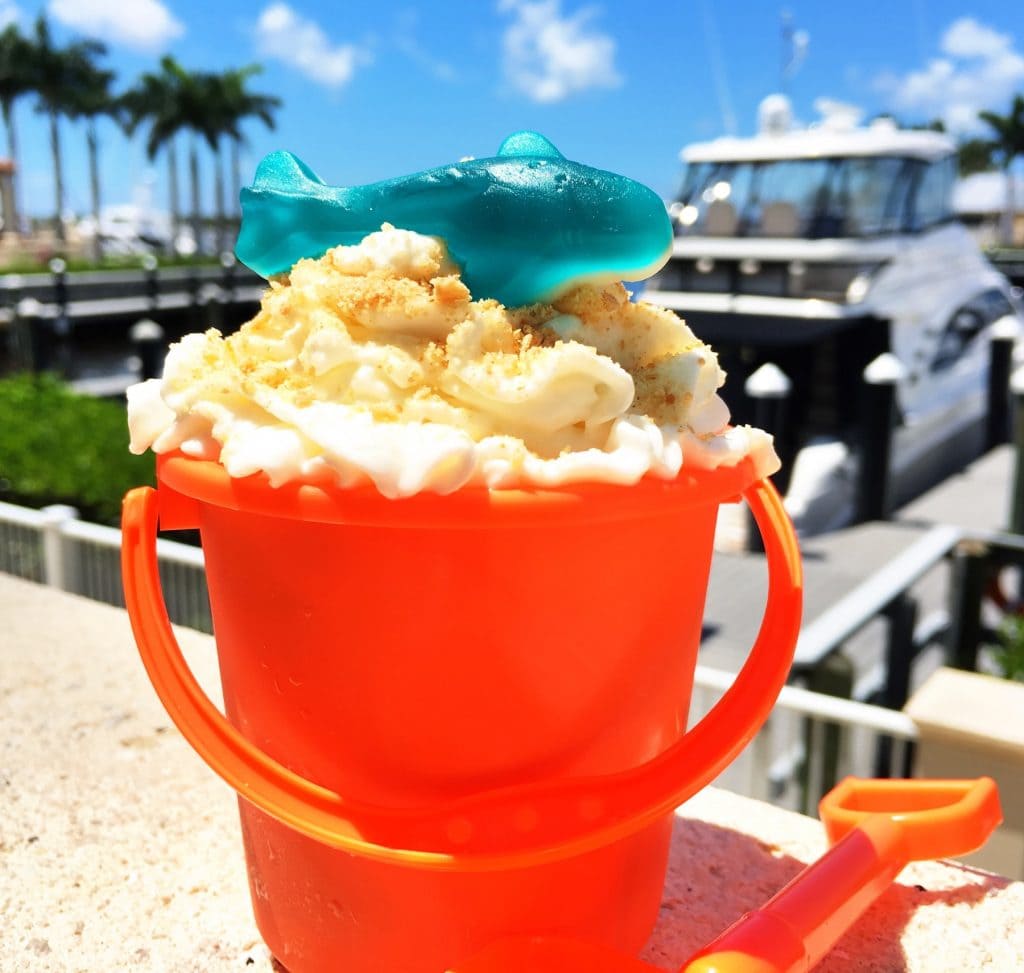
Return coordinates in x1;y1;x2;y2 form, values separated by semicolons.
48;258;67;319
12;297;49;372
857;353;906;522
130;319;166;382
0;273;23;315
220;251;237;301
744;362;791;551
946;539;989;671
200;283;226;331
874;592;919;776
985;315;1019;451
142;254;160;313
187;264;200;309
1011;365;1024;534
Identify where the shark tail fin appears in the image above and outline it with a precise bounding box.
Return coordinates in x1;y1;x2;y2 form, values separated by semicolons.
247;150;327;197
238;151;335;276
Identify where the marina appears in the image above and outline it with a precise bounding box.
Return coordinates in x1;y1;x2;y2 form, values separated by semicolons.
1;4;1023;970
645;96;1024;537
702;441;1021;684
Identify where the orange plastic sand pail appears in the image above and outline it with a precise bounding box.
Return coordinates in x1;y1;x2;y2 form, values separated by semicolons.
121;452;802;973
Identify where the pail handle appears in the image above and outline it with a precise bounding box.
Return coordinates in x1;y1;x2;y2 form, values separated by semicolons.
122;479;801;872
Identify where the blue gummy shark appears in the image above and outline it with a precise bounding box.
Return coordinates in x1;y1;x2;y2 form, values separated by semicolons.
235;131;673;307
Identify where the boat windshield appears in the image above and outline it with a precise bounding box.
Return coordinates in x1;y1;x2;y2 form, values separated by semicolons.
673;156;954;239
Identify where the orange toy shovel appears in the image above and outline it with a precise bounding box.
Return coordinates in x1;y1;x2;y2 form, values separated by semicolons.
453;777;1002;973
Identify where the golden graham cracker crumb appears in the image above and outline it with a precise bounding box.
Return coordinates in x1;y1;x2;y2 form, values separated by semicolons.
214;235;718;434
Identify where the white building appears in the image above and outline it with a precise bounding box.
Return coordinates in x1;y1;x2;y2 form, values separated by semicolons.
953;171;1024;248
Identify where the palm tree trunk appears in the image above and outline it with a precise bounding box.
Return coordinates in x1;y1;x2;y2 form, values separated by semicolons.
189;136;201;254
230;137;244;249
2;98;21;235
214;141;226;254
167;141;180;254
1002;161;1016;247
87;121;102;263
231;137;241;216
49;109;65;246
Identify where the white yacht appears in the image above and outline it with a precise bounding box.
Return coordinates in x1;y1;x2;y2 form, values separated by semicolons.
645;96;1023;536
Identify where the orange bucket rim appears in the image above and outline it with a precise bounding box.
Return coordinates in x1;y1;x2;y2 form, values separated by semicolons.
155;451;762;527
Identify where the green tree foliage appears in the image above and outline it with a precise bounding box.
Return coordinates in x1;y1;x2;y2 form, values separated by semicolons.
218;65;280;215
0;14;284;260
120;56;192;249
0;373;154;525
990;615;1024;682
31;16;108;246
979;94;1024;166
63;54;119;262
978;94;1024;245
203;65;280;247
0;23;36;232
121;59;281;254
957;138;997;177
159;57;222;250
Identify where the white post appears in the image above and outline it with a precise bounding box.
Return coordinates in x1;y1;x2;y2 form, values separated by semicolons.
749;719;774;803
40;504;80;592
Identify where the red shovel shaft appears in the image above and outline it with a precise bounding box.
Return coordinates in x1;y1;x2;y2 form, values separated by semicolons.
680;777;1002;973
681;816;907;973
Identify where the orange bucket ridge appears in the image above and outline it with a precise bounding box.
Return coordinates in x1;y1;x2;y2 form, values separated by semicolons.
122;452;802;973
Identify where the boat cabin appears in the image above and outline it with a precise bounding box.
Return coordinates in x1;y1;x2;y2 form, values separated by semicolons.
645;103;1021;517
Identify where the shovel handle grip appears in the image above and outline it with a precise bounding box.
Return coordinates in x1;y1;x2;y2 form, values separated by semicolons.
682;776;1002;973
122;478;801;871
819;776;1002;860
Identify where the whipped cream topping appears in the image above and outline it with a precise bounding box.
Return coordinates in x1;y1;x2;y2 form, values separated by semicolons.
128;225;779;497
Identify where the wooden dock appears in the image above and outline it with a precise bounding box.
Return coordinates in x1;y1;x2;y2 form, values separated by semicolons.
700;444;1019;681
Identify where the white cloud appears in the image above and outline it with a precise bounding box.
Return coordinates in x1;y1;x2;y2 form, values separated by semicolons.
877;17;1024;133
942;18;1011;60
48;0;184;51
498;0;621;103
255;3;371;89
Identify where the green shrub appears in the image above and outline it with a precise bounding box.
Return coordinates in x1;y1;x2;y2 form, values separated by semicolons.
0;253;219;275
991;614;1024;683
0;373;154;525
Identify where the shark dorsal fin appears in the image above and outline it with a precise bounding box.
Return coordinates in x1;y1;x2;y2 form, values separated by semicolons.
252;150;326;195
497;131;565;160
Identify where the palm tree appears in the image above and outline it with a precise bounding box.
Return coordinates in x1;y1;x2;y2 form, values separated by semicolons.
173;64;220;254
157;59;221;254
0;23;35;234
979;94;1024;246
64;53;118;262
32;15;106;246
121;58;188;253
220;66;280;218
122;56;216;254
201;66;280;251
958;138;996;178
196;71;232;254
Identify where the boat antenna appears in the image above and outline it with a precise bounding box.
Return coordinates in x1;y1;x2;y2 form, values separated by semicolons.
780;9;809;95
699;0;737;135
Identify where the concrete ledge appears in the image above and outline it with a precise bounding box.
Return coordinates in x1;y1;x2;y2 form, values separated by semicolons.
2;573;1022;971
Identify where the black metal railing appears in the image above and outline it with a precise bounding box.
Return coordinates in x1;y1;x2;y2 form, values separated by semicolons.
1;258;266;387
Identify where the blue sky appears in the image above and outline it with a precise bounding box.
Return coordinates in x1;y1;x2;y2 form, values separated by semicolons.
2;0;1023;220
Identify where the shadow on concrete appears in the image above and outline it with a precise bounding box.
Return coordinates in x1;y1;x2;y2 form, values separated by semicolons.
642;815;1009;971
